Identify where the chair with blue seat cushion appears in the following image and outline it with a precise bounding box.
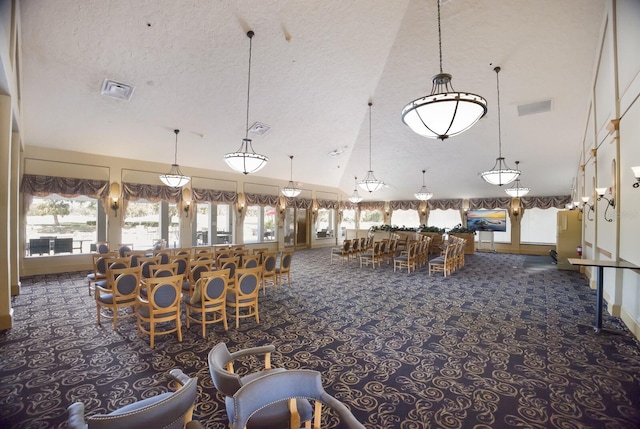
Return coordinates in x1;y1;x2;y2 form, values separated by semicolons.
67;368;199;429
183;259;212;299
226;267;260;328
330;239;351;264
231;369;365;429
95;266;141;330
87;252;118;296
185;269;230;337
136;274;183;348
276;251;293;287
207;342;313;429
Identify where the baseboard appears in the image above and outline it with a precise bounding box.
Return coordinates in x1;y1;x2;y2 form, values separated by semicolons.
609;302;621;317
620;307;640;341
11;281;21;296
0;308;14;330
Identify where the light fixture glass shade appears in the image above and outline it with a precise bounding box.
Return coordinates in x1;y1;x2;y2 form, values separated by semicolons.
402;74;487;140
481;157;520;186
358;170;384;193
348;191;363;203
224;138;268;175
281;181;301;198
160;165;191;188
581;196;590;204
595;187;607;197
505;182;530;197
414;187;434;201
631;166;640;178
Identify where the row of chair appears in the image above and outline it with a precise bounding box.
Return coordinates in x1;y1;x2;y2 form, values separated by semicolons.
68;343;365;429
393;236;433;273
428;236;467;277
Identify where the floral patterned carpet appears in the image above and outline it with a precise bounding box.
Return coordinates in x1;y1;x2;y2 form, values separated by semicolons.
1;248;640;428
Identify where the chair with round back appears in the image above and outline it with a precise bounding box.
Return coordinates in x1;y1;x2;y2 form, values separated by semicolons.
276;251;293;287
136;274;183;348
185;269;230;337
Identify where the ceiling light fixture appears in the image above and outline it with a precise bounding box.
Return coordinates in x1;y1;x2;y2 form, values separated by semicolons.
224;31;268;175
159;129;190;188
358;102;385;193
504;161;530;197
414;170;433;201
401;0;487;140
281;155;302;198
481;66;520;186
631;166;640;188
349;176;363;203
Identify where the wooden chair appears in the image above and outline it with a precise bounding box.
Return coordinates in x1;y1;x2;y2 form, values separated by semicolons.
86;252;118;296
135;274;183;348
242;254;261;269
183;259;212;298
219;257;240;290
95;241;110;254
170;254;190;282
330;240;351;264
138;255;162;279
359;241;380;269
185;269;230;337
375;240;389;266
276;251;293;287
261;253;278;294
429;243;456;277
95;266;141;330
227;267;262;328
230;370;365;429
394;242;417;273
124;250;149;267
153;249;171;264
150;262;179;278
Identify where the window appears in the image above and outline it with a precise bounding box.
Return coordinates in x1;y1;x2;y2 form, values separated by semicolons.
359;209;383;231
243;205;276;244
123;201;161;250
195;203;234;245
391;209;420;228
25;196;99;256
315;208;335;238
427;209;461;229
339;209;356;239
521;207;559;244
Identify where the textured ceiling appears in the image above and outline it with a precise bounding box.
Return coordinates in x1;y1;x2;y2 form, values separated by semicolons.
18;0;606;200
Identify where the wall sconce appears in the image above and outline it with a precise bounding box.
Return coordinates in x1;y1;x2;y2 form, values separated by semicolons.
182;187;192;216
632;166;640;188
595;187;615;222
109;182;121;217
512;207;519;217
582;196;594;221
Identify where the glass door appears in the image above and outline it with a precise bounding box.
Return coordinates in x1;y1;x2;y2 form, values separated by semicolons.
284;207;308;248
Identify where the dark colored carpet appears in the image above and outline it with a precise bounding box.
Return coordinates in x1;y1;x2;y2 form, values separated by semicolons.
2;249;640;429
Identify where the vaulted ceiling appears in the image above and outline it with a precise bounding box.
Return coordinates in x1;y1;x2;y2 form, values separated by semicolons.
18;0;606;200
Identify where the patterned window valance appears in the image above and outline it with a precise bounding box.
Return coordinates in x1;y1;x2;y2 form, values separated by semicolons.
427;199;463;210
245;193;280;207
468;197;511;210
21;174;109;198
390;200;420;211
341;201;359;211
521;195;571;209
317;199;339;209
358;201;385;211
192;188;237;204
122;182;182;203
288;197;312;209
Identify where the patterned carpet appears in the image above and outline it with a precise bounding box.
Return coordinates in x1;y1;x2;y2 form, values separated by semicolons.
1;248;640;429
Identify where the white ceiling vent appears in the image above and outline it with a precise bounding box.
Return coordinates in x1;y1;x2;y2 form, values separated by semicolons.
101;79;135;101
517;99;552;116
248;122;270;135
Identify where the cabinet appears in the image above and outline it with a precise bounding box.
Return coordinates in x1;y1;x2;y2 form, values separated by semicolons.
556;210;582;270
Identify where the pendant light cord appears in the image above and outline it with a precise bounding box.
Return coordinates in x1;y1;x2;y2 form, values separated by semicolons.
245;31;254;140
368;102;373;170
173;129;179;164
437;0;443;74
495;66;502;158
289;155;294;181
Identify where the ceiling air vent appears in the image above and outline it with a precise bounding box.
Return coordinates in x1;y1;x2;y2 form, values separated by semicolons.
101;79;135;101
517;99;552;116
248;122;270;135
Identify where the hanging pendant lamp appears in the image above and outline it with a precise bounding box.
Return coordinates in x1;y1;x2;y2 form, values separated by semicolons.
401;0;487;140
414;170;434;201
358;102;385;193
281;155;302;197
481;66;520;186
159;129;191;188
349;176;363;203
505;161;530;197
224;31;268;175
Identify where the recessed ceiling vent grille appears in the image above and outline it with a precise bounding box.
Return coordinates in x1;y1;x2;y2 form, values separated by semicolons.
517;99;552;116
248;122;270;135
101;79;135;101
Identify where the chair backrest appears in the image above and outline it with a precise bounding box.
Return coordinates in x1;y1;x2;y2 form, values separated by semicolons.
69;370;198;429
199;269;230;303
279;252;293;272
108;266;141;300
154;250;171;264
207;342;244;396
151;263;179;278
262;253;277;275
138;256;162;278
96;241;110;254
231;370;365;429
144;275;183;315
343;240;351;252
170;255;190;277
189;261;212;285
219;257;240;279
235;267;261;297
107;256;132;271
93;253;118;275
242;255;261;268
